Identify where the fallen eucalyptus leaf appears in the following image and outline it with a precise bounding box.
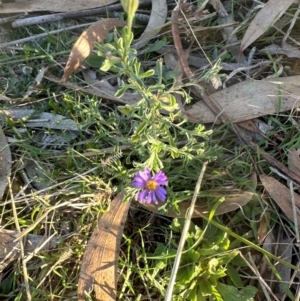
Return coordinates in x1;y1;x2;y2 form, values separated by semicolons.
260;43;300;59
288;148;300;177
0;124;11;198
134;0;167;50
61;18;126;82
78;191;130;301
0;229;59;272
46;73;140;105
0;109;79;131
240;0;295;52
185;76;300;123
138;172;256;217
260;173;300;228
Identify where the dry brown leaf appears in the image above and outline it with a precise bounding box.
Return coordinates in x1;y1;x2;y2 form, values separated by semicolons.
46;73;140;105
257;211;270;244
139;172;256;217
1;0;117;12
81;69;142;105
0;229;59;259
78;191;130;301
240;0;295;52
134;0;167;50
185;75;300;124
0;109;79;131
259;227;293;300
61;19;126;82
288;148;300;177
0;229;59;272
0;124;11;198
218;14;246;63
238;120;275;144
260;43;300;59
274;234;294;298
260;174;300;228
138;191;255;217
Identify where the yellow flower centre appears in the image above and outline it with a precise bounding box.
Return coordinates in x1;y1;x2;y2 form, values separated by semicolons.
146;180;158;191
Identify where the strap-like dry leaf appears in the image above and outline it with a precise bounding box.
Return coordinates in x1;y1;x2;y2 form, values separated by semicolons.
0;229;59;272
257;211;270;244
78;191;130;301
0;229;59;259
0;124;11;198
260;43;300;59
260;174;300;228
139;172;256;217
259;227;294;299
288;148;300;177
61;19;126;82
1;0;118;13
134;0;168;50
217;11;246;62
185;75;300;124
138;191;255;217
46;73;140;105
0;109;79;131
240;0;295;52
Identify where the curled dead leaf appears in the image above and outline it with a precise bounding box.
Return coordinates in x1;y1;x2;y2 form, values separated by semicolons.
61;19;126;82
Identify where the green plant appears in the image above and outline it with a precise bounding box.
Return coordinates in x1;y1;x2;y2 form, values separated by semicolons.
148;218;258;301
92;0;221;208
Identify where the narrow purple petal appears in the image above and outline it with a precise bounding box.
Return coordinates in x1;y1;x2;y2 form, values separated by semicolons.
132;168;152;188
153;171;168;186
138;168;151;182
132;177;146;188
155;186;167;202
148;191;158;204
137;189;148;203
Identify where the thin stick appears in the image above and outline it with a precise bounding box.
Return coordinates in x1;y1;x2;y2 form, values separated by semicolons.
11;0;151;28
0;23;92;49
242;252;279;301
164;161;208;301
8;177;32;301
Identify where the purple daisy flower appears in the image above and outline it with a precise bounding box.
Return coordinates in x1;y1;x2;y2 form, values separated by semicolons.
132;168;168;204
